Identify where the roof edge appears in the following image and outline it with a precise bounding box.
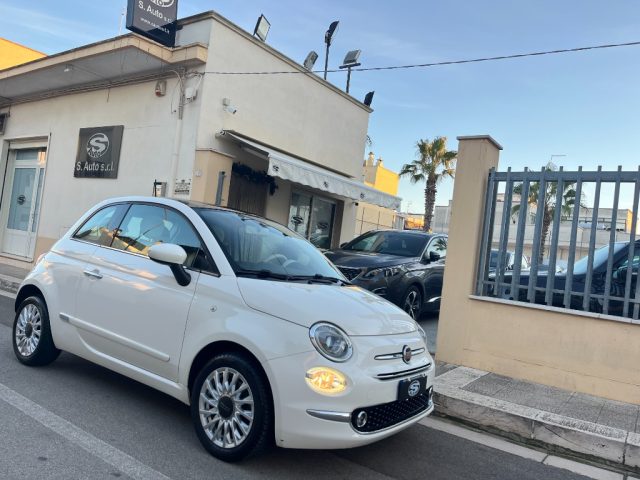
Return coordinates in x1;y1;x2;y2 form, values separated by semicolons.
180;11;373;113
456;135;503;151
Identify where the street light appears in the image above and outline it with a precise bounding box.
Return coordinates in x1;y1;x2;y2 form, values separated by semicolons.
323;21;339;80
339;49;361;94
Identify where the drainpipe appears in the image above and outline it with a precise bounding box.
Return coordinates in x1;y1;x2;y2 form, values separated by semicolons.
167;71;185;198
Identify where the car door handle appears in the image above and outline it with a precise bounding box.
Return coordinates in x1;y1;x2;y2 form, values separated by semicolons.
83;269;103;279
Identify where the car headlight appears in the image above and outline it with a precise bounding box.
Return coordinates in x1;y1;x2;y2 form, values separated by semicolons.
416;324;428;346
309;322;353;362
362;265;404;279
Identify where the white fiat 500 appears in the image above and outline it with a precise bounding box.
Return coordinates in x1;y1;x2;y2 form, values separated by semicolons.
13;197;434;461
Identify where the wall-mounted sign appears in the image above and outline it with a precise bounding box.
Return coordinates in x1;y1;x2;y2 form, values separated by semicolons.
74;126;124;179
126;0;178;48
174;179;191;195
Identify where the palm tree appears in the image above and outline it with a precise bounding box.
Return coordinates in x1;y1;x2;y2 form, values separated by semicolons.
511;163;583;262
399;137;457;232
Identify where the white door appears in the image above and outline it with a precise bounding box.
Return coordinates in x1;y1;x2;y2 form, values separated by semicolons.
2;149;46;258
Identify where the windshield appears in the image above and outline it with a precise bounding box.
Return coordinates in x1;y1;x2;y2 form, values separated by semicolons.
195;208;343;279
342;231;429;257
573;243;626;275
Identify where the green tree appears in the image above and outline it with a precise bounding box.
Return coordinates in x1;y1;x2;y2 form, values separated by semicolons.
399;137;457;232
511;163;582;262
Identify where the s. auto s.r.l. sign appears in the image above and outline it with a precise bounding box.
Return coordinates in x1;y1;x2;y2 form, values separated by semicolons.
74;126;124;179
126;0;178;47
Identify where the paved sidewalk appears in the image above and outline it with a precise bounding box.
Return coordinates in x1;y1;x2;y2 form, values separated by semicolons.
0;263;28;297
434;363;640;474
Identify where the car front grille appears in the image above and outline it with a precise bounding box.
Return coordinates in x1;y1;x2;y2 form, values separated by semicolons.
337;266;363;280
351;389;432;433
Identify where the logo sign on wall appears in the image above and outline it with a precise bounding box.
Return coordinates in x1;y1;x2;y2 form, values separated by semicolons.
74;126;124;179
126;0;178;47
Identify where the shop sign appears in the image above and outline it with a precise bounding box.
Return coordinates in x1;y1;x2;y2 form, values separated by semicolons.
74;126;124;179
126;0;178;47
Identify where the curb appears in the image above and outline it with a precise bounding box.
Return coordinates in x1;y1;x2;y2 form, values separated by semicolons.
433;366;640;473
0;273;21;296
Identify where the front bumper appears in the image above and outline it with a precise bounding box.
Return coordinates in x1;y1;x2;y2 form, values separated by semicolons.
267;333;434;449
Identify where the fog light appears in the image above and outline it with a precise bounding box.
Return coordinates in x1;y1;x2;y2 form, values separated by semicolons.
305;367;347;395
356;411;367;428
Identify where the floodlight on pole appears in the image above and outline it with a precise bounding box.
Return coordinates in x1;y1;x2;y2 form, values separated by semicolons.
363;91;375;107
253;14;271;42
323;21;339;80
303;51;319;70
339;49;361;94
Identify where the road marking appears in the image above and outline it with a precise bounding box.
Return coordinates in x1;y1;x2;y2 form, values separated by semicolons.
0;382;172;480
0;289;16;300
420;416;547;462
543;456;623;480
420;417;624;480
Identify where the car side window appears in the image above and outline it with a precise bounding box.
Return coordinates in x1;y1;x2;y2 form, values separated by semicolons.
426;236;447;259
111;204;214;271
73;204;127;247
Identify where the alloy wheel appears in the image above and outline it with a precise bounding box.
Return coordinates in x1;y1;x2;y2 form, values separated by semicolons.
403;289;421;319
198;367;255;449
15;303;42;357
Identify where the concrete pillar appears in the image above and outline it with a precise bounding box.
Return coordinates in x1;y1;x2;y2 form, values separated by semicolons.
190;150;234;205
436;135;502;363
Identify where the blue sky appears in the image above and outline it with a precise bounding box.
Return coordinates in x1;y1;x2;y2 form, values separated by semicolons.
2;0;640;211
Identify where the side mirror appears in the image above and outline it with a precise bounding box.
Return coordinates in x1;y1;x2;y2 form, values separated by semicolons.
429;251;441;263
149;243;191;286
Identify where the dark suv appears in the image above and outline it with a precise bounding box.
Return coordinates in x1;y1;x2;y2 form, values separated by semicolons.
325;230;447;319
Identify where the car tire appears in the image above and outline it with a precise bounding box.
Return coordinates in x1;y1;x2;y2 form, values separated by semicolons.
401;286;423;320
190;353;273;462
13;295;60;366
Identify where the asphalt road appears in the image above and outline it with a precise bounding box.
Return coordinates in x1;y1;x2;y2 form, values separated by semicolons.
0;295;592;480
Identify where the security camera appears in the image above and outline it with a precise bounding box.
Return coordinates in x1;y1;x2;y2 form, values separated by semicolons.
222;98;237;114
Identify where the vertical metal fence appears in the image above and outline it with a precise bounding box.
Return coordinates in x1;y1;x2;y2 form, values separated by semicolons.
476;166;640;320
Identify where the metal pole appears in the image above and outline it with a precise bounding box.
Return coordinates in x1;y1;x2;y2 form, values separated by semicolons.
323;44;330;80
346;67;352;93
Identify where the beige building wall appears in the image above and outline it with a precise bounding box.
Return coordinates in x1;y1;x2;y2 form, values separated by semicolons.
436;136;640;404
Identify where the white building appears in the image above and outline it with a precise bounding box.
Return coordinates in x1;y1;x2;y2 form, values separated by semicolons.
0;11;399;266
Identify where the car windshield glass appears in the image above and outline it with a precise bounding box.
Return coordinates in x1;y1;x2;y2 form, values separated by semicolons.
194;208;343;280
573;244;625;275
343;231;428;257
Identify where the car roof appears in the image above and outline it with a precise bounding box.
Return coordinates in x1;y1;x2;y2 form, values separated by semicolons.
97;196;269;220
364;229;444;238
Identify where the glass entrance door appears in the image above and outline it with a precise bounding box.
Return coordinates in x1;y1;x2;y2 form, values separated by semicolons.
2;149;46;258
309;197;335;250
288;190;336;249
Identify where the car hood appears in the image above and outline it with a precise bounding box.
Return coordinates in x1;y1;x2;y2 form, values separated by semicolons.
324;250;417;269
236;277;417;336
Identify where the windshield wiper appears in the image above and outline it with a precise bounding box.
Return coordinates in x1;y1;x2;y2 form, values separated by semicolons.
235;269;291;280
289;274;351;285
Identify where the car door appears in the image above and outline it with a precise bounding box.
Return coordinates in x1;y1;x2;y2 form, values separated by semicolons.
48;203;129;350
73;203;204;381
422;236;447;308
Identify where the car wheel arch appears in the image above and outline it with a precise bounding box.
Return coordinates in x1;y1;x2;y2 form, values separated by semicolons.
186;340;274;401
15;284;47;313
